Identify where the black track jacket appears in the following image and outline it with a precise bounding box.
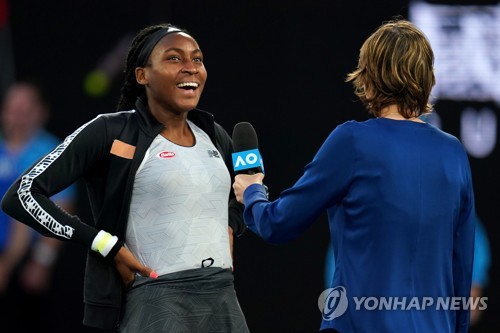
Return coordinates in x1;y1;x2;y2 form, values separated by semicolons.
1;98;246;330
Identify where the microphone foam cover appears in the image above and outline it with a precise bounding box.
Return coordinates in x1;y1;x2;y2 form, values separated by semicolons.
232;122;259;152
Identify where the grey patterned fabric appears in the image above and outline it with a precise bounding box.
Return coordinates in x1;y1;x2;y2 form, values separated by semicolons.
119;267;250;333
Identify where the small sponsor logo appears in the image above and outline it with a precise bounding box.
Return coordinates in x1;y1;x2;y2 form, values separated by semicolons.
157;151;175;159
208;150;220;158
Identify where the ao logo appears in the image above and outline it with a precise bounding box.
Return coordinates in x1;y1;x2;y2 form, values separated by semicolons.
232;149;263;172
234;153;259;168
318;286;348;321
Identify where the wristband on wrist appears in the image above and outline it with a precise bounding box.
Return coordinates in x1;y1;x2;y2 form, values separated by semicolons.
107;239;124;259
91;230;119;258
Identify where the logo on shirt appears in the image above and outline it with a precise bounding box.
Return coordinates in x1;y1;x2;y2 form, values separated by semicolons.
157;151;176;159
207;150;220;158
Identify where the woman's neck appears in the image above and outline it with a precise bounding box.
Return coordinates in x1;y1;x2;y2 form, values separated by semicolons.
147;102;195;145
379;105;423;123
159;115;195;146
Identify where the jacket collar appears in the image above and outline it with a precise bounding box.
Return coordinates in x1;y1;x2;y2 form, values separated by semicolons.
134;98;217;143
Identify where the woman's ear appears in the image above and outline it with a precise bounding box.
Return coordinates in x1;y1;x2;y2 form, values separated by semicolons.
135;67;147;85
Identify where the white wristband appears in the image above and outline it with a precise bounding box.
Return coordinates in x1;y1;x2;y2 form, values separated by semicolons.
91;230;119;257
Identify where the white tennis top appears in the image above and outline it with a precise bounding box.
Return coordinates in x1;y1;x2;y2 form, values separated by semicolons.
125;120;232;276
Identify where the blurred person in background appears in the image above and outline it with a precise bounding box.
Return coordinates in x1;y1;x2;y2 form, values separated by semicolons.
0;80;77;331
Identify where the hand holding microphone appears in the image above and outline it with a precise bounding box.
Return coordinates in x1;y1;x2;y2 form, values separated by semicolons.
233;173;265;204
231;122;267;204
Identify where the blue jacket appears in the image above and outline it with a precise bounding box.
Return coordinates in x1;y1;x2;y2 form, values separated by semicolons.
243;118;475;333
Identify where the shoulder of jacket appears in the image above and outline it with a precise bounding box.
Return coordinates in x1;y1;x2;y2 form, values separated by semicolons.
97;110;137;133
98;110;136;123
213;121;227;136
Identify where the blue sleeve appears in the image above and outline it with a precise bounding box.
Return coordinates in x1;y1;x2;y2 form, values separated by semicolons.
243;123;355;244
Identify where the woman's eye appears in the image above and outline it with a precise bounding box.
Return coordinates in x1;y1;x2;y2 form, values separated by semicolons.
168;56;181;61
193;57;203;63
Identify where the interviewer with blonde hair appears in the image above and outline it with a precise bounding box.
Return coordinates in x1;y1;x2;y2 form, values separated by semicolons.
234;19;475;333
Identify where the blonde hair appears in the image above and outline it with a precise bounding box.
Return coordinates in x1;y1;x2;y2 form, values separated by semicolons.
346;19;435;118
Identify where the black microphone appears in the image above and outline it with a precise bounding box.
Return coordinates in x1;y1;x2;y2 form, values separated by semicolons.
231;122;264;175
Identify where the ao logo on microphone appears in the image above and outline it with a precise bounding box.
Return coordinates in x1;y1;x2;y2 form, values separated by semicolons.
318;286;348;321
232;149;264;172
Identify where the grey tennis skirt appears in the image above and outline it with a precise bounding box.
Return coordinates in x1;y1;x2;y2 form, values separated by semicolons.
118;267;250;333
